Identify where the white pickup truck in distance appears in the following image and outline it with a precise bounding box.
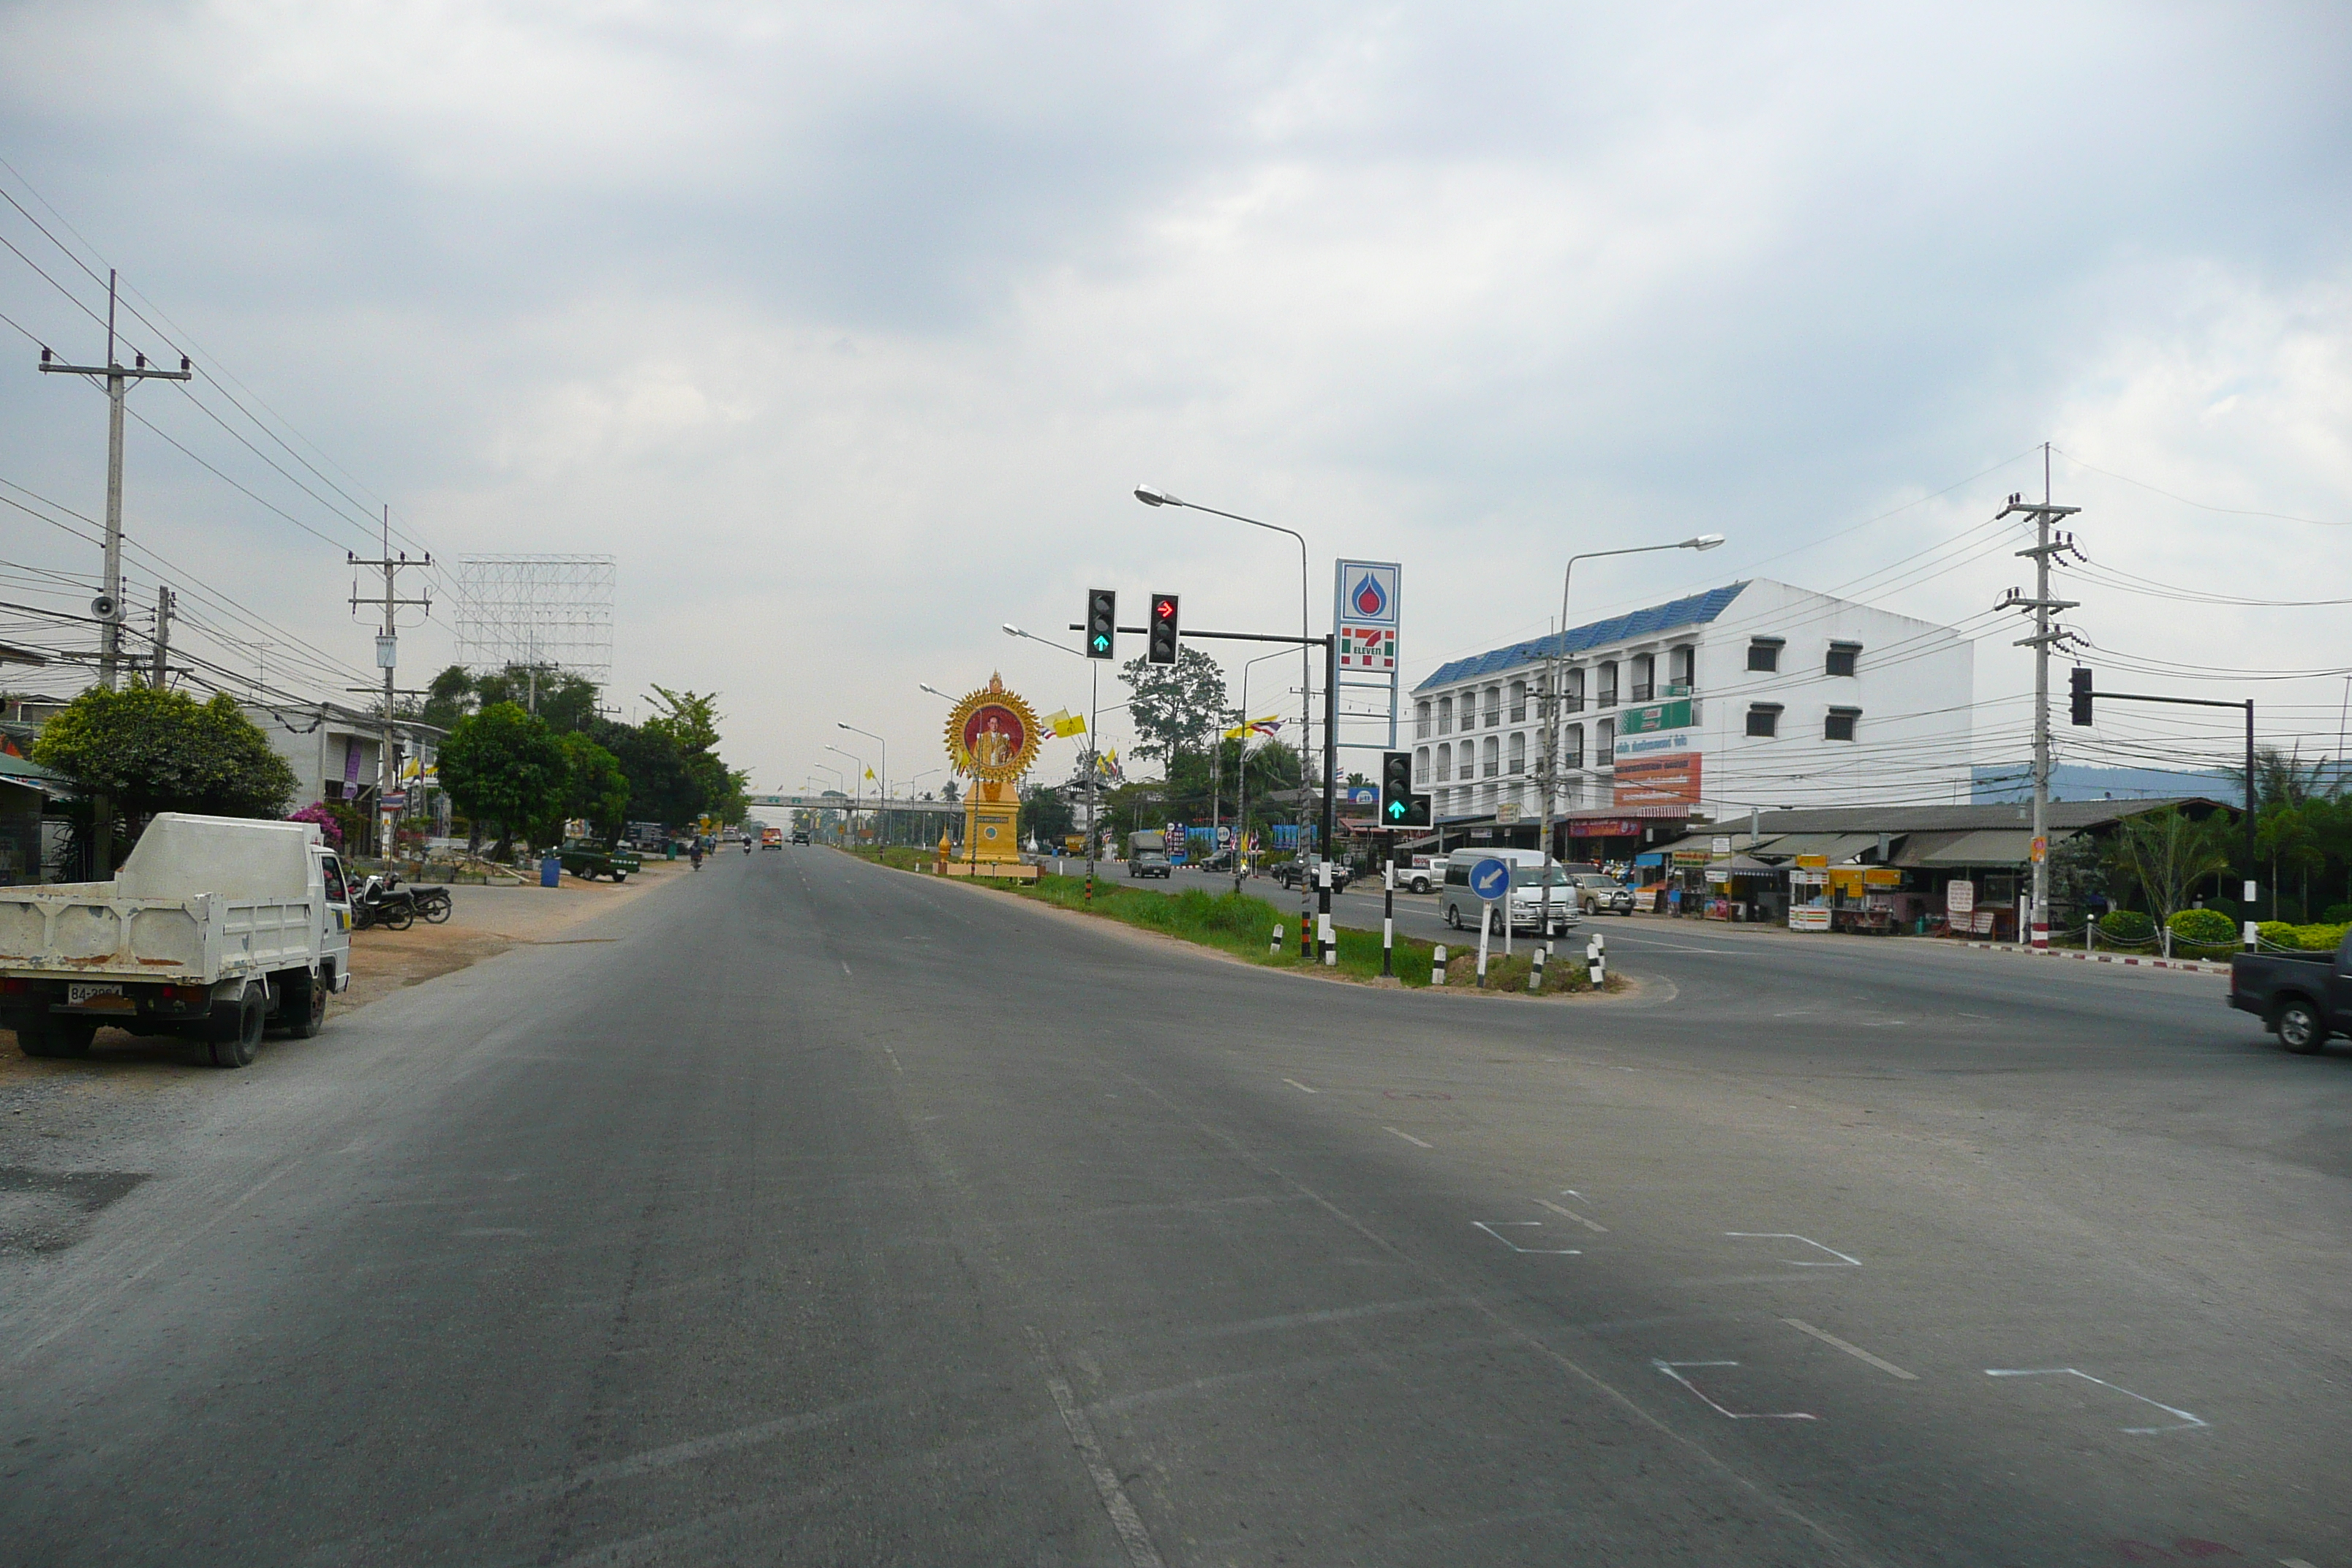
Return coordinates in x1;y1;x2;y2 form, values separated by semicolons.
0;813;354;1068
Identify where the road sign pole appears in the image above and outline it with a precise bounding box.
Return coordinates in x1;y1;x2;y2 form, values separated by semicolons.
1381;845;1395;977
1477;901;1492;988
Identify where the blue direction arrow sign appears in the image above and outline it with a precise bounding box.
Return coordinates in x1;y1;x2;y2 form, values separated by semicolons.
1469;856;1511;902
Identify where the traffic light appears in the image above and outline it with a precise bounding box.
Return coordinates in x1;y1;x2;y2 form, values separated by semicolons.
1379;750;1431;828
2069;666;2093;726
1147;592;1180;665
1085;589;1117;660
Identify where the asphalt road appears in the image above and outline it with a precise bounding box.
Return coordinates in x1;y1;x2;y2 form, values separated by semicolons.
3;847;2347;1566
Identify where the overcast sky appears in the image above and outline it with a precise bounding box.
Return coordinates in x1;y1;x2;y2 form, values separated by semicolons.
4;1;2348;799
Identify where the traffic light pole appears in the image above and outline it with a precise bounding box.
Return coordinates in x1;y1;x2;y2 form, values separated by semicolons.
2078;682;2258;925
1071;617;1338;961
1382;841;1395;977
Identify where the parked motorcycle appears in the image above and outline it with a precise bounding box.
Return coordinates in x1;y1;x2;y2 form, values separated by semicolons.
380;870;452;924
354;874;417;931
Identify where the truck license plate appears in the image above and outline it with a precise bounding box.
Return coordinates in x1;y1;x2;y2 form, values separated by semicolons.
67;982;132;1009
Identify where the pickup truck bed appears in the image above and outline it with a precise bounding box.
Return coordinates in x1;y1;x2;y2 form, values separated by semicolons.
2228;935;2352;1053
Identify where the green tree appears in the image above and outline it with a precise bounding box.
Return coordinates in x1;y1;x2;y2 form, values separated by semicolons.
438;702;567;858
643;686;745;824
1022;781;1075;847
1120;648;1228;765
420;665;478;731
34;687;297;831
590;719;697;829
2103;806;2234;925
474;665;601;735
557;731;630;842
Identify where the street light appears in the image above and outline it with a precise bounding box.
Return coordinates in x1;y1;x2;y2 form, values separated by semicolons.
1004;623;1086;658
840;722;887;845
1229;647;1292;897
1534;532;1727;934
1136;486;1322;959
825;742;867;845
919;682;953;700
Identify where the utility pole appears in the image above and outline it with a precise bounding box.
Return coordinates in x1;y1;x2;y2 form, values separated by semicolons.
1996;453;2081;949
350;506;431;862
150;584;175;686
37;268;192;877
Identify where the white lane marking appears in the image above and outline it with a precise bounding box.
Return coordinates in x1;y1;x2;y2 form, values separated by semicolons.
1535;1198;1609;1233
1983;1368;2208;1433
1186;1296;1452;1341
1282;1078;1319;1094
1383;1126;1433;1149
880;1042;904;1075
1653;1360;1817;1421
840;960;851;976
1725;1232;1861;1267
1029;1330;1166;1567
1474;1221;1580;1255
1780;1317;1916;1379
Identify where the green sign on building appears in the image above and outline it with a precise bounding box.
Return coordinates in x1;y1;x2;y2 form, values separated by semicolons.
1619;698;1693;735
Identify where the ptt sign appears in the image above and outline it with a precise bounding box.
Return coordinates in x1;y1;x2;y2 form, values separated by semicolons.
1333;561;1400;627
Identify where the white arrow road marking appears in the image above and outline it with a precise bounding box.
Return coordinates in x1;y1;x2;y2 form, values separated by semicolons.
1984;1368;2208;1433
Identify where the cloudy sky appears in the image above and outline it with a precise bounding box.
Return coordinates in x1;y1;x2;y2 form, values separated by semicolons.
3;1;2348;799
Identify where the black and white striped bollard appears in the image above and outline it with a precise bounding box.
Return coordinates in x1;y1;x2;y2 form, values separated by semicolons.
1586;931;1605;987
1431;944;1447;986
1270;924;1284;957
1529;943;1547;992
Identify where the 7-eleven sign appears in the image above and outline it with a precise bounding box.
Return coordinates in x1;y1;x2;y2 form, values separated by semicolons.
1338;625;1395;669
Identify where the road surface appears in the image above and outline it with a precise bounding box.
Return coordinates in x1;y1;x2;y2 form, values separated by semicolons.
3;847;2345;1565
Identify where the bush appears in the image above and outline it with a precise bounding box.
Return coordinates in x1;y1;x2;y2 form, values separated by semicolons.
2280;921;2350;953
2324;903;2352;925
2099;909;2155;943
2168;908;2236;947
2256;921;2299;950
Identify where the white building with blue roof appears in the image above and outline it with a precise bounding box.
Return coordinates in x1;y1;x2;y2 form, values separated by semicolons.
1410;578;1972;854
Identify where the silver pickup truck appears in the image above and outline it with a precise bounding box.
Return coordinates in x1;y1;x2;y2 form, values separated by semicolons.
0;813;354;1068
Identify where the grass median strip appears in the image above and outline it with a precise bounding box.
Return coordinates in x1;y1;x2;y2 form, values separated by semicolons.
844;849;1619;996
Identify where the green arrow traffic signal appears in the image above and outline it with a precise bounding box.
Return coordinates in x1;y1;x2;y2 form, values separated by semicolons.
1387;799;1406;819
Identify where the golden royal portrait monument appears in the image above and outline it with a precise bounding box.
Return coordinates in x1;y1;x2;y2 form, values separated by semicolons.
938;674;1043;881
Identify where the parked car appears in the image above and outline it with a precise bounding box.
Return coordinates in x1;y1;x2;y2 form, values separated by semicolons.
2229;931;2352;1052
1439;851;1583;934
559;838;635;882
1271;859;1353;893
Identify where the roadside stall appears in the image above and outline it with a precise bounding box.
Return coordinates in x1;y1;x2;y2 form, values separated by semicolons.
1825;865;1906;933
1787;855;1830;930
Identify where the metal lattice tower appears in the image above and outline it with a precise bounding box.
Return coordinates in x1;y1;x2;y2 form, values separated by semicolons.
452;556;616;683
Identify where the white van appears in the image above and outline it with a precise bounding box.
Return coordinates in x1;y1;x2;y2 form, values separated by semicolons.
1439;849;1584;935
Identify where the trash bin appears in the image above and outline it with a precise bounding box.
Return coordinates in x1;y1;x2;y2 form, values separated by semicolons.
540;854;561;888
667;842;678;860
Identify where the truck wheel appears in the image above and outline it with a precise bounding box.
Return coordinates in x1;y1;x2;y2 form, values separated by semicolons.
281;973;328;1039
208;987;265;1069
2277;998;2327;1055
17;1017;95;1060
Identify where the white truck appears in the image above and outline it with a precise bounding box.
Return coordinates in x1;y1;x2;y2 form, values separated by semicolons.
0;813;354;1068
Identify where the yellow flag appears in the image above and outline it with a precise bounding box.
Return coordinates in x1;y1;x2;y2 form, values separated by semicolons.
1050;710;1087;738
864;767;875;781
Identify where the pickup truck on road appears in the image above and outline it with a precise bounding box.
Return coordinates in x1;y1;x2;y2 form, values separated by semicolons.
2228;932;2352;1053
0;813;353;1068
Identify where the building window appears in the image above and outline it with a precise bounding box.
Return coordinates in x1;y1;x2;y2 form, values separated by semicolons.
1630;653;1654;703
1508;681;1526;723
1562;668;1585;714
1415;746;1431;784
1667;645;1695;690
1825;706;1860;742
1826;642;1861;677
1596;718;1615;762
1435;742;1452;782
1414;701;1431;739
1482;736;1499;777
1483;686;1501;728
1437;696;1452;736
1507;733;1526;775
1597;661;1618;708
1748;638;1783;672
1746;704;1782;738
1563;723;1584;769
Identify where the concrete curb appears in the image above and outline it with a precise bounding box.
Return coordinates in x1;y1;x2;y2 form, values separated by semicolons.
1957;941;2231;976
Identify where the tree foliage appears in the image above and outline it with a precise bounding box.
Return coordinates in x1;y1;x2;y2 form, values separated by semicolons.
2104;806;2234;924
438;702;568;856
1120;649;1228;764
558;731;630;841
34;686;296;821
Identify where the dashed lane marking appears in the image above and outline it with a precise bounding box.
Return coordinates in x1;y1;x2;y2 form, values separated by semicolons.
1536;1198;1609;1233
1984;1368;2207;1434
1383;1126;1433;1149
1780;1318;1915;1379
1282;1078;1319;1094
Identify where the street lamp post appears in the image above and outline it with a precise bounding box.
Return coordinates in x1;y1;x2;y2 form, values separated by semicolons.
839;723;886;845
811;766;843;843
1136;487;1324;960
1232;648;1291;899
1534;535;1725;936
824;743;865;845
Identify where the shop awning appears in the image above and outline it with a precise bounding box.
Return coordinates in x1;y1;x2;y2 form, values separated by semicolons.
1747;832;1882;864
1905;828;2043;867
